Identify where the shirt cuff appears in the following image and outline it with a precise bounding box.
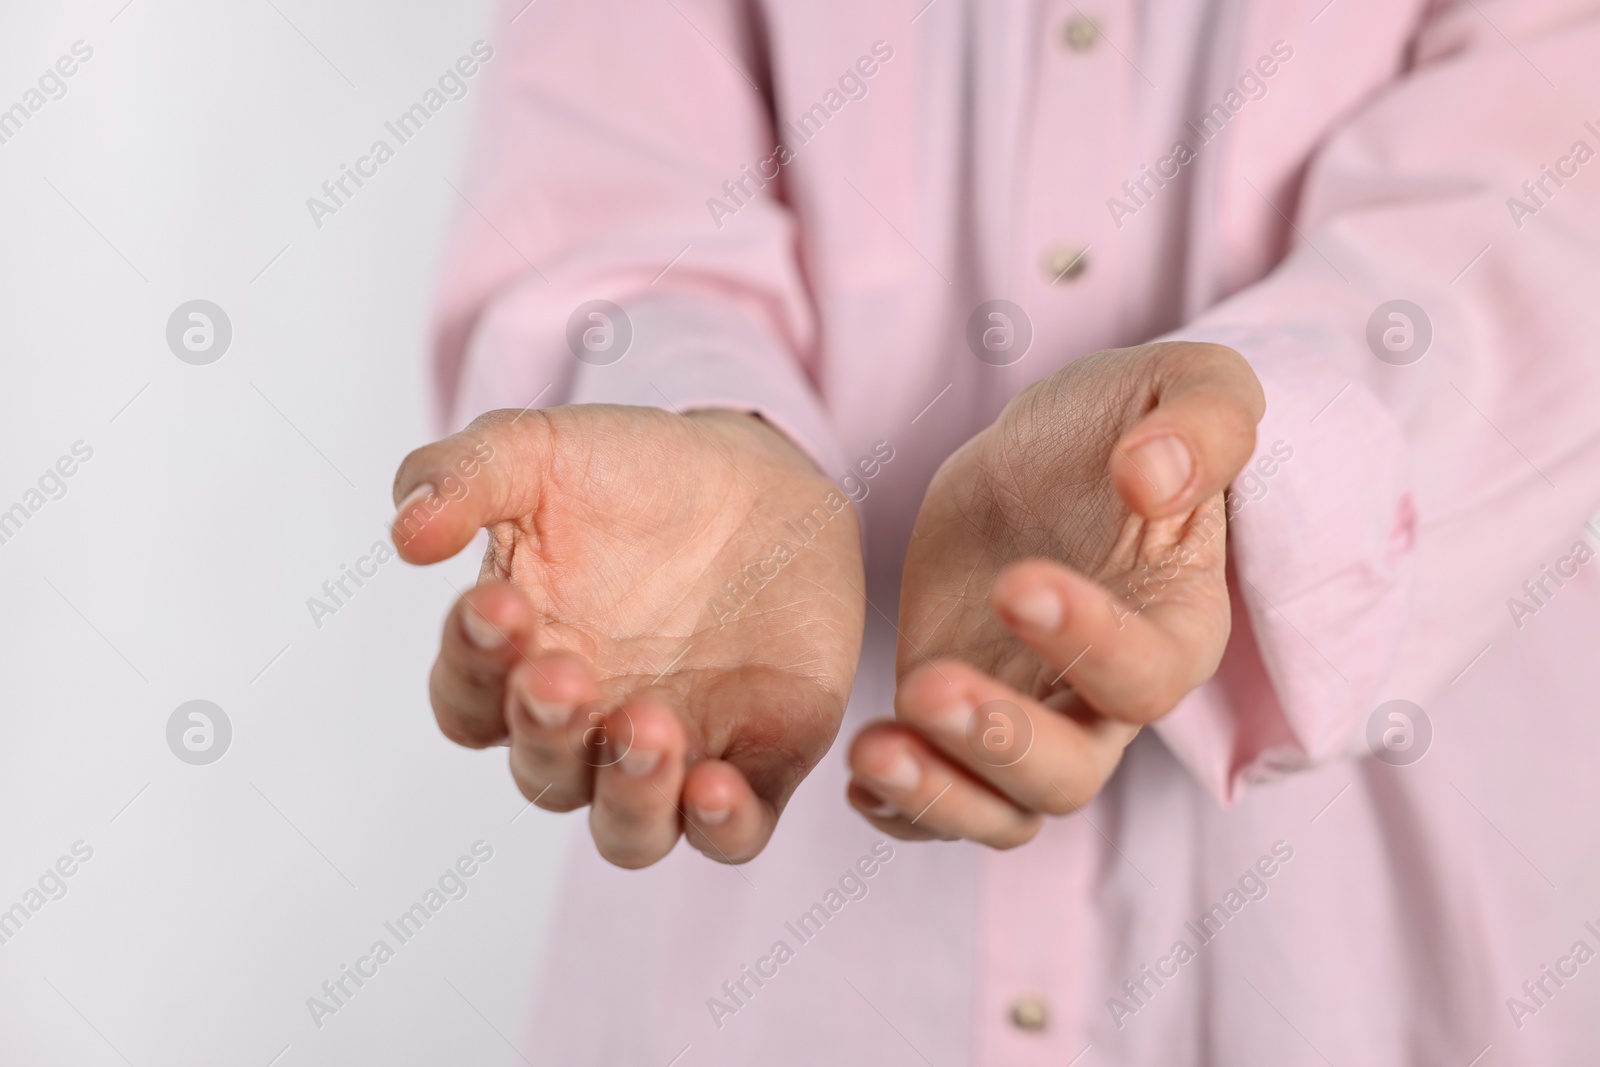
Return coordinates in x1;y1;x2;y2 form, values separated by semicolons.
455;287;848;480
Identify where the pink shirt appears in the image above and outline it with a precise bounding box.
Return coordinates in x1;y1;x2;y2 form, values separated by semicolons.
435;0;1600;1061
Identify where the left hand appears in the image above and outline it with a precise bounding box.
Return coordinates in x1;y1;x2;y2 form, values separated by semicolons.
390;405;865;869
845;342;1265;847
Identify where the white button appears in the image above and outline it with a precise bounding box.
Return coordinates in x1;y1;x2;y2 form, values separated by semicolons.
1062;16;1100;52
1043;244;1090;283
1010;995;1049;1031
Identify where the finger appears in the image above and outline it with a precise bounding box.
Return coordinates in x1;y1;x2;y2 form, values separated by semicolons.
1110;342;1264;518
847;722;1041;848
429;581;536;748
681;761;778;865
991;557;1220;723
505;651;601;813
588;696;688;869
894;660;1139;813
845;781;952;843
390;408;551;564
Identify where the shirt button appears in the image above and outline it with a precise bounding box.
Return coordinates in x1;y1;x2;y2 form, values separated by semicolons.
1062;16;1100;52
1010;995;1049;1031
1043;244;1090;283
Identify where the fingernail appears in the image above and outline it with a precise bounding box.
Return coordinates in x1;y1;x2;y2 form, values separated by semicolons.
619;746;661;778
690;803;731;827
460;604;504;651
855;785;900;819
866;750;921;793
1128;435;1193;506
394;482;436;523
934;700;976;737
518;689;571;729
1007;588;1062;633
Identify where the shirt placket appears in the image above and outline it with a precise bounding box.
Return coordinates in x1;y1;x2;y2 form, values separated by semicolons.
975;3;1130;1064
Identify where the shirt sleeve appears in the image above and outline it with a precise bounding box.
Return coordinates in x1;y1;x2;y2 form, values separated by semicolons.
431;0;848;479
1154;0;1600;803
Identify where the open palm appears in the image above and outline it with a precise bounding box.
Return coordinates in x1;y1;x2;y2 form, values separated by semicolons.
393;404;865;867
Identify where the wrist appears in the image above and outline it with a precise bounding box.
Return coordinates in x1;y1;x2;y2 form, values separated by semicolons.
684;408;825;477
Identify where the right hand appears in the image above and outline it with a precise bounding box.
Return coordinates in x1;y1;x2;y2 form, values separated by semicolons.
391;405;865;869
847;342;1263;848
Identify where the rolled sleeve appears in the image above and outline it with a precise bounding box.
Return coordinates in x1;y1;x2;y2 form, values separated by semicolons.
1154;324;1417;804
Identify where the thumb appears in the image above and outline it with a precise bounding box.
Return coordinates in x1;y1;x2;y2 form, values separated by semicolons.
1109;342;1265;519
390;409;551;564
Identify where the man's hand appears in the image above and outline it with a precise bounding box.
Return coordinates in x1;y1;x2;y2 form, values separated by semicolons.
392;405;865;868
846;342;1265;847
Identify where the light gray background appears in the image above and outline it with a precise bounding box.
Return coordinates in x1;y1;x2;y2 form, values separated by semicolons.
0;2;572;1064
